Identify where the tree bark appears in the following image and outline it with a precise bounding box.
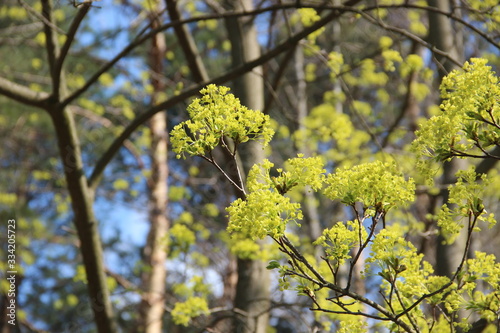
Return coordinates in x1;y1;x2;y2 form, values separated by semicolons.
138;6;169;333
40;0;118;331
224;1;271;332
427;0;466;280
294;44;323;260
50;106;117;333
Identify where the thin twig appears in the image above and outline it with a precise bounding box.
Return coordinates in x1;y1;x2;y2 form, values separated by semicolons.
53;3;92;96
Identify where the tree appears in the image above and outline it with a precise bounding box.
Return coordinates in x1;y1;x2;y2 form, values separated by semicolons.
1;0;499;332
138;1;169;332
172;58;499;331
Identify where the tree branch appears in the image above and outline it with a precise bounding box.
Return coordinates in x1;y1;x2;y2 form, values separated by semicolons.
53;3;92;95
279;235;416;333
165;0;209;82
357;9;462;68
41;0;62;100
17;0;66;35
61;1;364;107
365;3;500;51
0;76;49;107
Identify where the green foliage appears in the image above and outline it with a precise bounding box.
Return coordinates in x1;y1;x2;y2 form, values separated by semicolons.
413;58;500;174
3;0;500;329
314;220;365;266
437;168;496;243
227;185;302;239
324;161;415;213
171;85;274;159
227;156;325;239
171;296;210;326
173;71;500;331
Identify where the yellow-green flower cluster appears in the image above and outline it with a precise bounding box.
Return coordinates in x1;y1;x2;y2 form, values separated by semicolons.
323;161;415;212
171;296;209;326
367;225;439;308
170;85;274;159
226;189;302;240
293;103;370;163
278;154;326;192
227;156;325;239
438;168;497;243
412;58;500;168
313;221;365;265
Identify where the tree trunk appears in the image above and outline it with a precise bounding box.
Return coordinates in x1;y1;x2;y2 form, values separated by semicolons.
224;1;271;332
294;44;323;261
427;0;466;280
50;106;117;333
138;6;169;333
40;0;117;330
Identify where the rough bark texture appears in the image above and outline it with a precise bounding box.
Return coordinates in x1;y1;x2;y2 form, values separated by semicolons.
224;1;271;332
138;7;169;333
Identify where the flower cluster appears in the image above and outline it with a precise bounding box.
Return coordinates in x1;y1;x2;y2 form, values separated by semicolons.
170;85;274;159
438;168;497;243
412;58;500;173
323;160;415;213
226;190;302;240
313;220;365;265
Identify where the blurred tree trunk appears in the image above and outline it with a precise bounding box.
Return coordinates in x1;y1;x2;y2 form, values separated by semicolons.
224;1;271;332
138;5;169;333
294;44;322;259
426;0;466;279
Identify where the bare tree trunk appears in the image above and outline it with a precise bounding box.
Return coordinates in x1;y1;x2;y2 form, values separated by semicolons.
427;0;466;280
41;0;117;331
138;6;169;333
294;44;323;260
224;1;271;332
51;106;117;333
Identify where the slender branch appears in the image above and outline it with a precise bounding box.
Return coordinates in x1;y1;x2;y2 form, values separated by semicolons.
394;287;420;333
199;154;246;195
281;236;329;285
165;0;209;83
41;0;61;100
105;267;137;290
279;234;417;332
363;3;500;51
0;76;49;107
356;10;462;68
397;214;480;319
381;64;419;147
7;1;494;109
53;3;92;95
310;306;392;321
263;45;297;115
346;210;380;291
450;147;500;160
486;108;500;129
0;21;43;35
69;105;145;169
476;146;500;174
17;0;66;35
61;0;369;107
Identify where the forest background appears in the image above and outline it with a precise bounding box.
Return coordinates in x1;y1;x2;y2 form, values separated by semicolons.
0;0;499;332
